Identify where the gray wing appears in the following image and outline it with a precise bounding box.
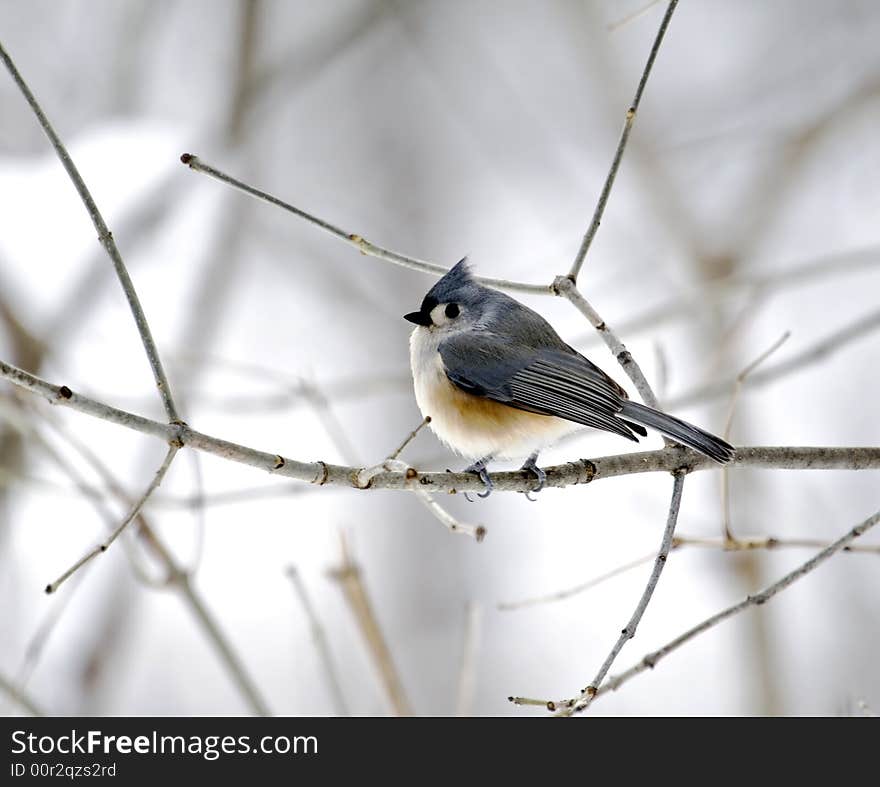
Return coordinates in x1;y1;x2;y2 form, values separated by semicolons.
439;332;642;441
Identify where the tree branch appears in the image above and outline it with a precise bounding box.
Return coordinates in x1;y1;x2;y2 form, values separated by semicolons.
594;506;880;702
553;276;661;408
456;602;483;717
568;0;679;281
3;359;879;495
566;469;686;714
669;307;880;410
498;548;659;611
499;532;880;612
286;566;348;715
0;672;45;717
179;154;551;295
330;535;413;716
44;444;179;594
0;40;180;424
720;331;791;540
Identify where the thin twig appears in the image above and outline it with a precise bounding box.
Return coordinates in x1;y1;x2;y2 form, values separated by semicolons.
595;507;880;701
357;457;486;541
180;154;551;295
723;331;792;439
500;531;880;613
568;470;686;714
568;0;679;281
44;445;179;594
607;0;663;32
14;574;81;693
17;401;270;716
553;277;661;408
388;416;431;461
355;421;485;540
669;307;880;410
0;40;180;424
183;448;207;576
720;331;791;540
572;246;880;348
153;483;315;508
0;672;45;716
140;275;880;419
286;566;349;715
411;487;486;541
331;534;413;716
176;579;272;716
3;357;880;493
674;533;880;554
27;404;178;587
498;548;660;611
114;249;879;419
306;378;479;538
508;695;553;709
456;603;483;717
1;396;158;585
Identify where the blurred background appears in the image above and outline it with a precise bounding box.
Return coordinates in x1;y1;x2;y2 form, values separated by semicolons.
1;0;879;716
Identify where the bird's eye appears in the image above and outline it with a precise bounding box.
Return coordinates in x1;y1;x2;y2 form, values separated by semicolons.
445;303;460;319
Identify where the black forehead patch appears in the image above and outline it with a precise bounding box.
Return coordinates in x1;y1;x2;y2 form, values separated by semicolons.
420;295;439;314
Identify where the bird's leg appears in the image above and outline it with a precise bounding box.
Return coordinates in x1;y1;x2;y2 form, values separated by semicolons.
461;456;494;501
520;451;546;501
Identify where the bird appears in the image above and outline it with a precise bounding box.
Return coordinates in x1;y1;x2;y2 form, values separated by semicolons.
403;259;735;498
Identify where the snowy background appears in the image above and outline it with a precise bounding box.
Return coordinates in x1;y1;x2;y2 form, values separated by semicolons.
1;0;879;716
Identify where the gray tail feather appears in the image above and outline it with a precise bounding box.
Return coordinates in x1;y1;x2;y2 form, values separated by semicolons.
618;401;735;464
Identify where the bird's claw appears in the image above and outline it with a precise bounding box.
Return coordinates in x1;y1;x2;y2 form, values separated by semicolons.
520;456;546;500
462;460;494;501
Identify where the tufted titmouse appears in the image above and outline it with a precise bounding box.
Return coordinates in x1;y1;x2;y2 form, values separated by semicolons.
405;259;734;497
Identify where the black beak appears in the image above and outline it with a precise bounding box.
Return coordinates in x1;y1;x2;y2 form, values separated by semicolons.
404;310;432;326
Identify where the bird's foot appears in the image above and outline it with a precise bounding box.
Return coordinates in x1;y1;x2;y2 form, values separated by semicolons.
520;454;546;501
461;458;494;501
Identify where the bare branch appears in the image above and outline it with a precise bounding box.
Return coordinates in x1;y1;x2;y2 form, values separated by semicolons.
410;486;486;541
14;575;80;693
387;416;431;461
674;533;880;555
44;445;180;594
175;579;272;716
500;531;880;613
0;672;44;717
301;379;363;466
16;400;270;716
456;603;483;717
596;506;880;702
670;307;880;411
553;277;660;408
572;246;880;348
330;535;413;716
607;0;663;32
357;456;485;540
498;548;659;611
570;470;686;714
723;331;792;438
286;566;348;715
510;471;687;714
357;421;484;540
153;483;315;509
180;154;551;295
720;331;791;540
182;449;207;577
0;40;180;424
3;359;880;494
568;0;679;281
